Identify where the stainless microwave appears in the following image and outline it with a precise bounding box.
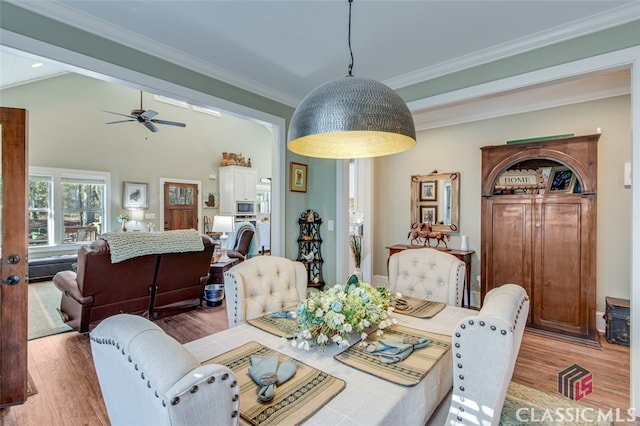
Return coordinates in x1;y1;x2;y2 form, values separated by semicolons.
235;201;255;215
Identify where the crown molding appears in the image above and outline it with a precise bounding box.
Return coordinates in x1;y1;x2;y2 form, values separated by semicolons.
386;3;640;89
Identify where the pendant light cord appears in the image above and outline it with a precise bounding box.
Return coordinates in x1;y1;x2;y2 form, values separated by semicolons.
347;0;354;77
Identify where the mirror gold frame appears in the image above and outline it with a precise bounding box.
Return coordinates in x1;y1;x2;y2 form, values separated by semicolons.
411;172;460;232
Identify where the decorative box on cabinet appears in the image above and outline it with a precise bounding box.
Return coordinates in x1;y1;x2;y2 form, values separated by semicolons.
219;166;257;216
296;210;324;289
480;134;600;344
604;297;630;346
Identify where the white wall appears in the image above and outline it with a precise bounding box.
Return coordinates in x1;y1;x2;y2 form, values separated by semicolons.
375;95;632;311
2;73;272;234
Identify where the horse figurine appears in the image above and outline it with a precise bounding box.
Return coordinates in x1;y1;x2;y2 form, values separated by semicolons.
426;231;450;248
407;222;433;246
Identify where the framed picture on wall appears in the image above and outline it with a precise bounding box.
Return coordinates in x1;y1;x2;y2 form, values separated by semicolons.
290;162;308;193
122;181;148;209
420;180;437;201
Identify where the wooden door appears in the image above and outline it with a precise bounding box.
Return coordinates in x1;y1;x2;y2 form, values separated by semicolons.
0;107;29;407
533;196;596;338
163;182;198;231
481;196;534;322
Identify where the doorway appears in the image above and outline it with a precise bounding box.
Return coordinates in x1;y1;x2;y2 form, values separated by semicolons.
161;180;201;231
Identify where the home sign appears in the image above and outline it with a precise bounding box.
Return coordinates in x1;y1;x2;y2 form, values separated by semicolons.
495;169;542;190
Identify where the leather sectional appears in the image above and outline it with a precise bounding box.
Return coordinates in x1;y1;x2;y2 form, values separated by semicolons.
53;234;214;332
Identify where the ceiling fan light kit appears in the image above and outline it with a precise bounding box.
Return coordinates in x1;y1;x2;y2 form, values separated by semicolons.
287;0;416;159
103;91;186;133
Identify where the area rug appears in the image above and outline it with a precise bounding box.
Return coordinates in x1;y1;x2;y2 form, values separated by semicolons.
203;341;345;426
334;325;451;386
500;382;614;425
28;281;73;340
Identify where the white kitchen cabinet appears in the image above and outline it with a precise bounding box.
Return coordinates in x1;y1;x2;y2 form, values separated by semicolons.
219;166;257;216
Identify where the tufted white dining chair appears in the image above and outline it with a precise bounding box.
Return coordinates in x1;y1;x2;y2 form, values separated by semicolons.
388;248;465;306
223;256;307;327
90;314;240;426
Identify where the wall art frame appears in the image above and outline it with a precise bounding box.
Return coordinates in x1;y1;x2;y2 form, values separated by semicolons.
290;162;308;193
122;181;148;209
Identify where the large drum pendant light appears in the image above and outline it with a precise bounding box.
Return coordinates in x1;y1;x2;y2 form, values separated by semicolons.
287;0;416;159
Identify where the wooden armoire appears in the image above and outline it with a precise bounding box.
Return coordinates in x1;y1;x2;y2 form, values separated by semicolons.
480;134;599;344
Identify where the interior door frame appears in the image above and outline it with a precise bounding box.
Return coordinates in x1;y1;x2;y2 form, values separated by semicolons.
159;177;202;232
0;107;29;407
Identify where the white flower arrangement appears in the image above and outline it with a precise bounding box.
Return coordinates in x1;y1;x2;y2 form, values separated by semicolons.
288;277;397;350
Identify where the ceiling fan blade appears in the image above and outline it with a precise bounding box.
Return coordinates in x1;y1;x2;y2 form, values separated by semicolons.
105;119;137;124
141;109;158;120
151;119;187;128
102;110;137;119
143;121;160;133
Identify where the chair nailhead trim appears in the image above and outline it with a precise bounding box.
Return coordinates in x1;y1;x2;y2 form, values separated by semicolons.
222;373;229;380
490;325;496;331
208;376;216;384
233;394;239;401
190;385;198;394
455;332;460;337
501;330;507;335
479;321;485;326
231;380;237;388
459;386;465;391
232;411;238;418
171;396;180;405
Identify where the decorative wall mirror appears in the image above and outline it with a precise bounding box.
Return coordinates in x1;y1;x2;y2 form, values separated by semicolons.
411;171;460;232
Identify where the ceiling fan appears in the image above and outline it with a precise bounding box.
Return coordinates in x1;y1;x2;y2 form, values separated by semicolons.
103;91;186;133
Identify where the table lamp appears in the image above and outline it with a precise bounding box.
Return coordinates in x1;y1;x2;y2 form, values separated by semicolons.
212;215;234;262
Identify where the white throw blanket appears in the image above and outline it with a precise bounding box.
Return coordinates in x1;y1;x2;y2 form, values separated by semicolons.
102;229;205;263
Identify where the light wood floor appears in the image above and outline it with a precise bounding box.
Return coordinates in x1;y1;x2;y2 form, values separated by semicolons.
1;301;633;426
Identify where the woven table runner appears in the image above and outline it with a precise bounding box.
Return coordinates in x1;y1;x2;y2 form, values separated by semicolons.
394;296;446;318
203;341;345;426
247;308;298;338
334;325;451;386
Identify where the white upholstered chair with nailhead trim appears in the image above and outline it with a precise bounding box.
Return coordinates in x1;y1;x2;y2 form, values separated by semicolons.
446;284;530;426
224;256;307;328
90;314;240;426
388;247;466;306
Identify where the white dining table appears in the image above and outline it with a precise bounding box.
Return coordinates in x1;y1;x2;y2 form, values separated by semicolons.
184;305;478;426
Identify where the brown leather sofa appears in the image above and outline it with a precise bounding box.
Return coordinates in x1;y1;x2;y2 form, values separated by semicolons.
53;234;214;332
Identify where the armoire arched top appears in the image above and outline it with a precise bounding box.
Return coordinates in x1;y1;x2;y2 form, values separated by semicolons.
480;133;600;197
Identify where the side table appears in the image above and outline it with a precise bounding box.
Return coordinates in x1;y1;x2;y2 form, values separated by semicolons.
208;258;240;285
385;244;475;307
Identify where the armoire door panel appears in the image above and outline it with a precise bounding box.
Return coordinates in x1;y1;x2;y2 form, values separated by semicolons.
534;200;586;334
484;199;533;308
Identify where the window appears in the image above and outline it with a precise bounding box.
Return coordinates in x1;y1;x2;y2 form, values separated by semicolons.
28;167;110;249
28;175;52;246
